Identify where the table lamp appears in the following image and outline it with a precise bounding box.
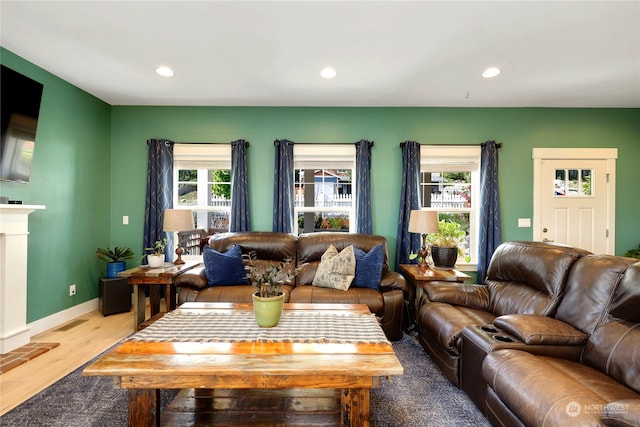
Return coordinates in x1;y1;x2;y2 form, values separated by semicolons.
408;210;439;268
163;209;195;265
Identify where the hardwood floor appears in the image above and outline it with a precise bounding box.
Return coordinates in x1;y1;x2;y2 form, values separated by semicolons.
0;307;135;415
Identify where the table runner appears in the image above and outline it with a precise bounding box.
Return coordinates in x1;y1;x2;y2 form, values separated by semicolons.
128;309;389;344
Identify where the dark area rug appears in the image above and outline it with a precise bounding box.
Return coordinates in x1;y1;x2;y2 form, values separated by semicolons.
0;334;489;426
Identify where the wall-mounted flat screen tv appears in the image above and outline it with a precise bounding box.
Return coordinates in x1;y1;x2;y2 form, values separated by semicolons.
1;65;44;183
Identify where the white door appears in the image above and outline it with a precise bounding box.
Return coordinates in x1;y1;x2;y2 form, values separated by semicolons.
533;148;617;254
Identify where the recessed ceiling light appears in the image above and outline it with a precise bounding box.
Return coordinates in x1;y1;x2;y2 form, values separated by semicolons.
320;67;336;79
482;67;501;78
155;66;174;77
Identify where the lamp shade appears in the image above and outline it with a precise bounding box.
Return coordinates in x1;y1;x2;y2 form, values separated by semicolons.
408;210;439;234
163;209;194;232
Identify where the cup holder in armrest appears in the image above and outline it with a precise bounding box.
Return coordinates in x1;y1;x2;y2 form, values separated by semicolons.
479;325;499;333
493;335;515;343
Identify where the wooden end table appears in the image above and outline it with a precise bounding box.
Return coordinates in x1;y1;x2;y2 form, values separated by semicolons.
118;260;200;331
399;264;472;326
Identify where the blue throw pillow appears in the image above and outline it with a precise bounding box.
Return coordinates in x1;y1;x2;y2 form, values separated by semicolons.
203;245;249;286
352;244;384;289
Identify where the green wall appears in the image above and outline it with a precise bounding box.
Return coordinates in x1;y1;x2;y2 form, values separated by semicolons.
2;48;639;325
110;106;640;268
1;48;111;322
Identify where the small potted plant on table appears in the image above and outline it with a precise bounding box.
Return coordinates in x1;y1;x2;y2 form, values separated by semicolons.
427;220;466;269
243;252;303;327
96;246;134;278
142;238;167;267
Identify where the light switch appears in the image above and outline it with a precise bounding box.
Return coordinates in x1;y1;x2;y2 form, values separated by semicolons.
518;218;531;228
123;215;129;225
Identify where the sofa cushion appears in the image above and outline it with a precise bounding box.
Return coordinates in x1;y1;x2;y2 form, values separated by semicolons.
583;321;640;394
554;255;637;334
485;241;591;316
352;244;384;289
203;245;248;286
312;245;356;291
483;349;639;427
289;285;385;317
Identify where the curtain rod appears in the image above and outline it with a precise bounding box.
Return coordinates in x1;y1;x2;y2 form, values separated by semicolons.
274;140;374;147
168;141;250;146
399;141;501;148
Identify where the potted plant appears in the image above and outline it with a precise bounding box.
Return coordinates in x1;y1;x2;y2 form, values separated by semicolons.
625;243;640;259
243;252;303;327
96;246;134;278
427;220;466;269
141;238;167;267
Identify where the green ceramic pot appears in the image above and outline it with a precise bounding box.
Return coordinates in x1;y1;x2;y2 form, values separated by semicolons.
252;292;285;327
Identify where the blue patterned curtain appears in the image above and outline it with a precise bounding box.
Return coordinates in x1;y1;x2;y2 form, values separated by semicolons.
395;141;422;269
272;139;295;233
144;139;174;260
230;139;250;232
355;139;373;234
478;140;502;284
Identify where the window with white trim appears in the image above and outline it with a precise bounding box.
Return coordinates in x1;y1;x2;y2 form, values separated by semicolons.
173;144;231;232
293;144;356;235
420;145;481;265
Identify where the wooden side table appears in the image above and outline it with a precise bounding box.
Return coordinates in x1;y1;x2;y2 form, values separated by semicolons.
399;264;472;327
118;260;201;330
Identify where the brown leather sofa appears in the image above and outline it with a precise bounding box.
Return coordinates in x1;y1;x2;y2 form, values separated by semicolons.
416;241;592;386
416;240;640;426
175;231;407;340
483;258;640;426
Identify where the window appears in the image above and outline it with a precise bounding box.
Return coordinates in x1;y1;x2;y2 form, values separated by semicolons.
293;144;356;235
420;145;481;265
553;168;593;197
173;144;231;232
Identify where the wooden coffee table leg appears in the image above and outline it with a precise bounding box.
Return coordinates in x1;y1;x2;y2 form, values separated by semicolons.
341;387;370;427
128;388;160;427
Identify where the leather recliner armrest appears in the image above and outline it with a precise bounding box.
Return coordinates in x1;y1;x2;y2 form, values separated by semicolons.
174;266;208;290
601;399;640;427
379;271;408;296
424;282;490;310
494;314;588;346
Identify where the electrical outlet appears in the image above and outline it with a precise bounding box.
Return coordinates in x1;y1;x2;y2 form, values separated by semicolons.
69;284;76;296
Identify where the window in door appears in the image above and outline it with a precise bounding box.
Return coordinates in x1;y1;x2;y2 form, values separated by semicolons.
420;145;481;265
293;144;356;235
173;144;232;233
553;168;593;197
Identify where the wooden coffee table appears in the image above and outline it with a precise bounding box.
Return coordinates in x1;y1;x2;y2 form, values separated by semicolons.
83;302;403;426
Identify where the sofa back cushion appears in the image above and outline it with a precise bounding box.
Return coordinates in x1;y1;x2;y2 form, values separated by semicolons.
296;232;388;286
209;231;297;262
485;241;590;316
555;255;638;333
582;261;640;393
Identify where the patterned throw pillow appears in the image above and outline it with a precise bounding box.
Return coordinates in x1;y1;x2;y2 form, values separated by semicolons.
312;245;356;291
352;244;384;289
203;245;249;286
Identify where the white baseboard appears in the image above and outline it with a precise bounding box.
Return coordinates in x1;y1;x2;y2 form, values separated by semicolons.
28;298;99;337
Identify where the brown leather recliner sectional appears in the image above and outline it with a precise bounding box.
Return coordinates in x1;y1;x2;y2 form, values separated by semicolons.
175;231;407;341
417;240;640;426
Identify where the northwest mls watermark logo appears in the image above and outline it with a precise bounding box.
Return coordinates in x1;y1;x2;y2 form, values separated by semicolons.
566;401;581;417
566;401;629;418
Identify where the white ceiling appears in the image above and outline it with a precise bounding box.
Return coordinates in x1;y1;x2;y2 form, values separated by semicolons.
1;0;639;107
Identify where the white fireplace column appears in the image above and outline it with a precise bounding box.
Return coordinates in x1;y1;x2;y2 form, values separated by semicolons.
0;204;45;353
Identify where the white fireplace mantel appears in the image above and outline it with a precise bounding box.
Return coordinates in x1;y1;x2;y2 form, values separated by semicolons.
0;204;46;353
